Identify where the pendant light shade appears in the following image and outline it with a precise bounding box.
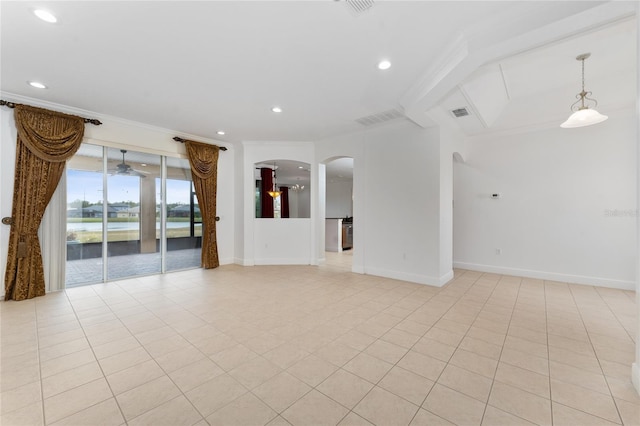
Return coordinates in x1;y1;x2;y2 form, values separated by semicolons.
560;53;607;129
560;108;608;129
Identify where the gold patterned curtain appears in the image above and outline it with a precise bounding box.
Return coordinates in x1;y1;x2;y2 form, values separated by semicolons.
4;105;84;301
184;140;220;269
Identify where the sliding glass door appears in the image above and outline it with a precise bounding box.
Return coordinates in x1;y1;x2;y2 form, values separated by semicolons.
65;144;201;287
106;147;161;280
65;144;104;287
166;157;202;271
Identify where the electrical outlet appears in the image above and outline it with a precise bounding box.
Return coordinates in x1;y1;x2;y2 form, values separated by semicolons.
495;248;502;255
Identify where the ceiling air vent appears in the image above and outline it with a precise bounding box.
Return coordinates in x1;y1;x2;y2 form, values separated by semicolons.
337;0;375;15
451;108;470;118
355;108;404;126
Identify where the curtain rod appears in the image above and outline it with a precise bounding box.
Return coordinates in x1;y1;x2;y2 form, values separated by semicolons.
0;99;102;125
173;136;227;151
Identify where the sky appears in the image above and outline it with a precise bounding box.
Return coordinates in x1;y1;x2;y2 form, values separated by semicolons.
67;170;192;205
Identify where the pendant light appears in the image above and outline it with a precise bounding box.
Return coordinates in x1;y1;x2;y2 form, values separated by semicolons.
267;163;281;198
560;53;608;128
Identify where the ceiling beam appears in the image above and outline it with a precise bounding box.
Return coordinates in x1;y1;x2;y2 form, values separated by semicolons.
400;2;637;128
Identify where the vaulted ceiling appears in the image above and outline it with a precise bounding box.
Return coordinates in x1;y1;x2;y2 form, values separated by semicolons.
1;1;636;143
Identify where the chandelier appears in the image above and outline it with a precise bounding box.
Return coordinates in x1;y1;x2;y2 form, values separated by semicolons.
267;164;281;198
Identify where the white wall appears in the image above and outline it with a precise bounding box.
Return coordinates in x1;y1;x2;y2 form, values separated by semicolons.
317;120;453;286
240;141;316;266
253;219;312;264
233;143;245;264
0;108;18;300
0;93;235;298
454;111;637;289
362;122;443;284
326;180;353;218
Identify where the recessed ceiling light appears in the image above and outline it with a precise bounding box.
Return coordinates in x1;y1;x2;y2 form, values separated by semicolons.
34;9;57;23
377;60;391;70
140;163;147;167
298;166;304;169
217;130;225;136
271;106;282;113
28;81;47;89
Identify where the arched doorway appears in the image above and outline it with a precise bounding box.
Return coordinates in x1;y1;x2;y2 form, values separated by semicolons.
322;157;354;271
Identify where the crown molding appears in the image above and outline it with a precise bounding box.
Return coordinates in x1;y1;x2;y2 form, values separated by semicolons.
0;91;231;149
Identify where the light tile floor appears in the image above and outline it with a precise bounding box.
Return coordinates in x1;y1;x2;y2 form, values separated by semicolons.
2;253;639;425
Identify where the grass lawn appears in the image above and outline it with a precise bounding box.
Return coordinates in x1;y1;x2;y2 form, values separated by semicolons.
68;217;197;223
71;227;201;243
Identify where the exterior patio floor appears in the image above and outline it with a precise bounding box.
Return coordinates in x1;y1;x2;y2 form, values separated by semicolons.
65;248;201;287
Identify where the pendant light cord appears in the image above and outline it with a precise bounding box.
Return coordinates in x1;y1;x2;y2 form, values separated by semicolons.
580;57;586;109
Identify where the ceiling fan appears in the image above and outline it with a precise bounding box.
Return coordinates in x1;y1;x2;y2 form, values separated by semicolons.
107;150;149;178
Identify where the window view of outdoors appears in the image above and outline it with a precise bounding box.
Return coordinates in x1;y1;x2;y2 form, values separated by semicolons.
166;156;202;272
65;144;202;287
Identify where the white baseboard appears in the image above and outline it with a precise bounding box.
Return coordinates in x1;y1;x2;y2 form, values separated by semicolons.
352;265;365;274
632;363;640;395
439;270;455;286
234;257;253;266
254;258;312;266
364;267;453;288
453;261;635;290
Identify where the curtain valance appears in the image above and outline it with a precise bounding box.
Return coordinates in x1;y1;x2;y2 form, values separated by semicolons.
14;104;85;162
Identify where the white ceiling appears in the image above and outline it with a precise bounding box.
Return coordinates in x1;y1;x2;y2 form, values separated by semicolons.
2;1;632;144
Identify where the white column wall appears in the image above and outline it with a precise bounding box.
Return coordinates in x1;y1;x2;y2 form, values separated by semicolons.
317;120;452;286
633;3;640;395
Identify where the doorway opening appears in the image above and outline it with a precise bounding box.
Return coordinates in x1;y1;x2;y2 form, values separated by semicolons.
452;151;464;272
323;157;354;271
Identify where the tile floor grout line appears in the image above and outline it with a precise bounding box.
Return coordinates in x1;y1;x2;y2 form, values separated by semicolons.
57;286;131;426
477;276;522;425
567;283;626;425
543;280;554;426
246;276;443;424
69;281;210;424
396;272;504;424
593;286;637;345
33;298;48;426
279;273;470;425
95;280;236;425
124;280;279;423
